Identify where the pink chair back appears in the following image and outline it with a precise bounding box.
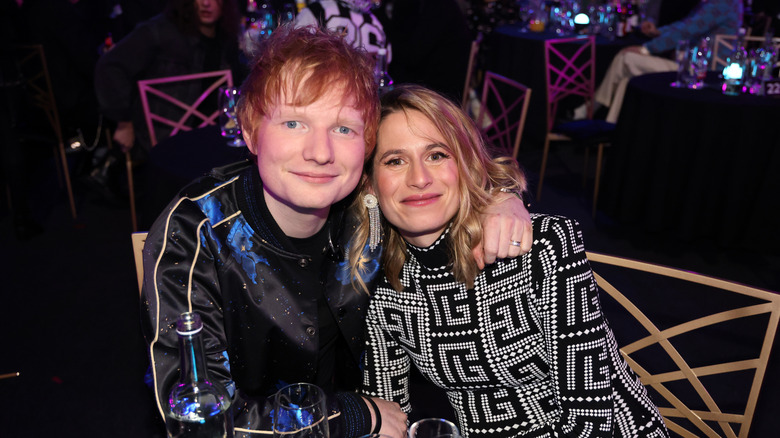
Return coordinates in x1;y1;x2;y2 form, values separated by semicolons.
137;69;234;146
476;71;532;159
543;36;596;131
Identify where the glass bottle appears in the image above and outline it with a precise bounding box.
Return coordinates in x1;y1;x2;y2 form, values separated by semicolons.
374;48;394;96
722;28;747;96
166;312;233;438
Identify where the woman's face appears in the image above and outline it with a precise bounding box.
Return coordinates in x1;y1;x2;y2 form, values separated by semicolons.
372;110;460;247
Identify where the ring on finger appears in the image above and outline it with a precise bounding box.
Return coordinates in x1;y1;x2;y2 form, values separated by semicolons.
509;240;522;247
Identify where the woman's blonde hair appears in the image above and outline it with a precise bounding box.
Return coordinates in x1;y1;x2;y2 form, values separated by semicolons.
348;85;527;293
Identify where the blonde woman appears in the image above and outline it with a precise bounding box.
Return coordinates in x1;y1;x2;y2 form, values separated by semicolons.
351;85;669;437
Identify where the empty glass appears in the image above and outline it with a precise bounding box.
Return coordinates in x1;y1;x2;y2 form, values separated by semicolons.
408;418;459;438
273;383;329;437
689;37;711;89
218;86;246;147
671;40;690;88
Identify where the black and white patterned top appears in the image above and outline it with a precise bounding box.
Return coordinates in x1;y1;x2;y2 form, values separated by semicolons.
361;214;669;437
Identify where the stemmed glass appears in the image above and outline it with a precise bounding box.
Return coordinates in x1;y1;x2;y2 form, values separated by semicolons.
408;418;460;438
671;40;690;88
218;86;246;147
273;383;329;437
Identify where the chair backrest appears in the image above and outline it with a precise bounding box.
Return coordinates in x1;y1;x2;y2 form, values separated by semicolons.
476;71;532;159
461;32;484;110
586;251;780;438
543;36;596;131
4;44;77;219
711;34;780;71
138;69;233;147
132;231;148;295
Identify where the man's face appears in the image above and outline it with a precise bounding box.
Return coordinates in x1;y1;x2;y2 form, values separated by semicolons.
195;0;222;27
245;87;366;224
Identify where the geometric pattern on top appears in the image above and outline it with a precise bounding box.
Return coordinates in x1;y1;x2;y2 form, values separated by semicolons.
362;214;669;437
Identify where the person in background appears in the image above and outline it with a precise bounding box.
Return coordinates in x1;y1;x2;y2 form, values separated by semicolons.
576;0;743;123
295;0;389;61
141;24;532;438
354;85;669;437
95;0;244;155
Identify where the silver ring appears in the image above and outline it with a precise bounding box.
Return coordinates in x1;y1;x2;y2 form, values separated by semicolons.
509;240;522;247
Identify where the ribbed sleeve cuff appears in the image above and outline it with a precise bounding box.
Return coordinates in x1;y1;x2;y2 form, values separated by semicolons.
334;392;372;438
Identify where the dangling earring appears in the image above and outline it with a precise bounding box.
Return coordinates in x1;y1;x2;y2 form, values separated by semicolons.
363;194;381;251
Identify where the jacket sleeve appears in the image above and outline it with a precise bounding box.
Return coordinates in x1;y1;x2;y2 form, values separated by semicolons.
529;216;615;437
360;295;413;414
645;0;738;54
94;20;160;122
140;196;372;437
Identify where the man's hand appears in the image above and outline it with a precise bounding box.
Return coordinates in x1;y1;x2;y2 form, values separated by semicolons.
472;191;532;269
641;21;659;37
113;120;135;152
366;397;407;438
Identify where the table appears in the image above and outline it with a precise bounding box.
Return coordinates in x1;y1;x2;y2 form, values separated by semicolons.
141;125;249;228
486;25;645;143
601;71;780;253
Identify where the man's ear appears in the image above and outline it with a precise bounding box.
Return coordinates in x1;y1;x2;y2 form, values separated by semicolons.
243;131;256;154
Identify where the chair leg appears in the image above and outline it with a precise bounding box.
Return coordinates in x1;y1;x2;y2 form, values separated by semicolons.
536;136;552;201
56;141;77;219
126;151;138;232
582;147;590;189
592;143;605;219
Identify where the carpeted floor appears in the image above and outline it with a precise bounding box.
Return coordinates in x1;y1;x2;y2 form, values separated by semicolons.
1;140;777;437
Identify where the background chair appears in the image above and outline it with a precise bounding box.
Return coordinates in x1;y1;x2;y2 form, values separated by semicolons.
711;34;780;72
538;36;614;216
4;44;77;219
125;70;234;231
475;71;531;160
587;251;780;438
461;32;484;111
132;231;148;295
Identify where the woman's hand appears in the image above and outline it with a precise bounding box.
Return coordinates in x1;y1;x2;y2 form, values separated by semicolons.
473;192;533;269
366;397;407;438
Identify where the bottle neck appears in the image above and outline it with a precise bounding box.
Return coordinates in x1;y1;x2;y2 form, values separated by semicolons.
178;332;210;384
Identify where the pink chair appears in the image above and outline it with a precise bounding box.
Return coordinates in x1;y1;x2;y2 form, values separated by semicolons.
137;69;234;147
125;70;234;231
538;36;614;216
475;71;531;160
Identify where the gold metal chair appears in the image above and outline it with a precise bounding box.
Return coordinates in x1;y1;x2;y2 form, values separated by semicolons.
125;70;234;231
4;44;77;219
586;251;780;438
475;71;531;160
711;34;780;72
461;32;483;111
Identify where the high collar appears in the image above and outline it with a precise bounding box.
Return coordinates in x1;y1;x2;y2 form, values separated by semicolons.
405;224;452;270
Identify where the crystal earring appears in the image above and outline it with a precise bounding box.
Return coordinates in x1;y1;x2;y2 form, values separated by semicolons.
363;194;381;251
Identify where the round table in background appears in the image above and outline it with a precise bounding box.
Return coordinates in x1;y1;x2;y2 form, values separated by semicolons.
601;71;780;253
486;25;646;143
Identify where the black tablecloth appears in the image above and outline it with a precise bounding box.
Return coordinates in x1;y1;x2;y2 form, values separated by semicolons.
141;125;249;228
486;25;645;143
601;72;780;253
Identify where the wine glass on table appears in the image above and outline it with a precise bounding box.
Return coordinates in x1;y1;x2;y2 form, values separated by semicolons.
671;40;690;88
218;86;246;147
408;418;460;438
273;383;329;438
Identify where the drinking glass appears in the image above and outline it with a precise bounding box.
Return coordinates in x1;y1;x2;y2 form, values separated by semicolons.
273;383;329;437
408;418;460;438
218;86;246;147
689;37;711;89
671;40;690;88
